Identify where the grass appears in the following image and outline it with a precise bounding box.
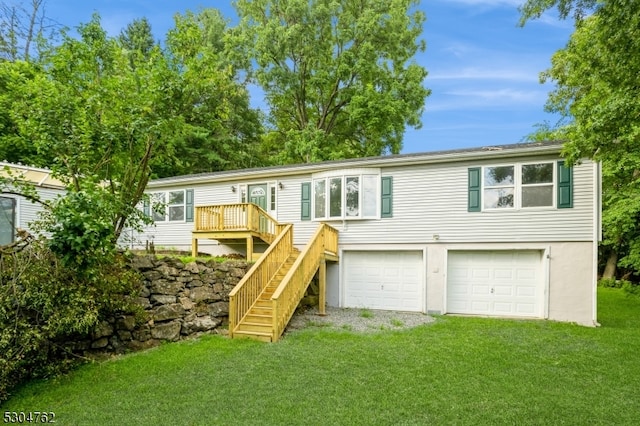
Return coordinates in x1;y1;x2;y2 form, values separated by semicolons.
359;308;374;318
3;288;640;425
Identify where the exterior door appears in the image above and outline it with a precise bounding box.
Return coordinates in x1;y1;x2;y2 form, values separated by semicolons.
248;184;268;210
248;184;268;232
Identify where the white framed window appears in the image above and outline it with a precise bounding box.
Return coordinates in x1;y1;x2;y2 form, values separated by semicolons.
312;169;380;220
521;163;554;207
483;166;515;209
0;196;17;245
483;162;555;210
150;192;167;221
147;189;192;222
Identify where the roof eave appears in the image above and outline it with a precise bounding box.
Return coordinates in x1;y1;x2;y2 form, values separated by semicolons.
146;142;564;188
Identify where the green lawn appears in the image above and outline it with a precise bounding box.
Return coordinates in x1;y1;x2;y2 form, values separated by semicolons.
3;288;640;425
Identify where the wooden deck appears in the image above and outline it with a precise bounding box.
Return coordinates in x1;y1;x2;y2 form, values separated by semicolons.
192;203;287;260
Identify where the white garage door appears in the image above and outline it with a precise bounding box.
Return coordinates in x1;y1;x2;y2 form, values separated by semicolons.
343;251;424;312
447;250;543;318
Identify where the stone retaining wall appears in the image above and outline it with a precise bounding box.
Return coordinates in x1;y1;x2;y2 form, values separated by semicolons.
80;256;249;355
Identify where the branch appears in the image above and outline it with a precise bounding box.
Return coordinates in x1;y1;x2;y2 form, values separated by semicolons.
1;190;51;209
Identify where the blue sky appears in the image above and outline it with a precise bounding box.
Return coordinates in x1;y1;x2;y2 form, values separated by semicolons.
42;0;574;154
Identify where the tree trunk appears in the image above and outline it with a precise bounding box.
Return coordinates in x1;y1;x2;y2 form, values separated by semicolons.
602;250;618;279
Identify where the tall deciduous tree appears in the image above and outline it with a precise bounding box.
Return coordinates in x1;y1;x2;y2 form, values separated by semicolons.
158;9;263;177
233;0;429;163
0;0;58;61
520;0;640;278
7;14;177;239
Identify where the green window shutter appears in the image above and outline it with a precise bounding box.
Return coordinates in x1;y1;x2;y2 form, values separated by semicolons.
143;198;150;217
468;167;481;212
185;189;194;222
557;161;573;208
381;176;393;218
301;182;311;221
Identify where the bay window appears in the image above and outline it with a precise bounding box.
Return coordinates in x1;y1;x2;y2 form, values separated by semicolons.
311;170;381;220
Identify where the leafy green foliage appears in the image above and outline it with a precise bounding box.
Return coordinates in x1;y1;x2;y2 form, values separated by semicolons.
233;0;429;163
0;240;143;403
519;0;599;24
522;0;640;278
157;9;264;177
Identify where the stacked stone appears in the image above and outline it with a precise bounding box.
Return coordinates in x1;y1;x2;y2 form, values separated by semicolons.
84;255;249;355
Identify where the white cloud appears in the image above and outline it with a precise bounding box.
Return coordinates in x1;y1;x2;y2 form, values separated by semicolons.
441;0;521;6
425;88;546;112
429;67;539;82
447;88;541;102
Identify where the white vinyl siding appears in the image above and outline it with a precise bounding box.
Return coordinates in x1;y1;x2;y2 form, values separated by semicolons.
333;157;594;245
137;155;596;251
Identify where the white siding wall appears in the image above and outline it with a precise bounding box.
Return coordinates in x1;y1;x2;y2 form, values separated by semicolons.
333;156;594;245
3;187;62;237
135;154;596;253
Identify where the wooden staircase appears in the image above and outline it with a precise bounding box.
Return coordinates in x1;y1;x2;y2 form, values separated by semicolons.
228;219;339;342
233;250;300;341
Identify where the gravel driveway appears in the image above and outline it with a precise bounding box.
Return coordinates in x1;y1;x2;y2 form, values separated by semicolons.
285;306;435;334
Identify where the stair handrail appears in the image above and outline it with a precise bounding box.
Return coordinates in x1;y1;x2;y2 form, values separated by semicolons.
270;223;338;341
194;203;280;240
228;223;293;337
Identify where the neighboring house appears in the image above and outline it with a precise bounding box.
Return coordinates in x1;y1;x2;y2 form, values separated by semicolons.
0;162;64;245
133;141;601;337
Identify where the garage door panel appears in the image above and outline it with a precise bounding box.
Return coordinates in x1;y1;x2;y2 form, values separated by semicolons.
471;301;491;313
494;285;513;296
344;251;424;312
447;250;543;318
472;269;490;279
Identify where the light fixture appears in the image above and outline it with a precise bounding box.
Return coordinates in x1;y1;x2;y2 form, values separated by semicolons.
278;182;284;190
231;185;236;193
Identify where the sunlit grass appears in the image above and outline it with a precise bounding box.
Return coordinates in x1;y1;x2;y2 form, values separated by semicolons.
3;288;639;425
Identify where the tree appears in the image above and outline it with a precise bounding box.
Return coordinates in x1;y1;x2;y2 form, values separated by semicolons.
118;17;156;65
520;0;640;278
0;0;58;61
156;9;263;177
519;0;599;23
5;15;178;240
232;0;429;164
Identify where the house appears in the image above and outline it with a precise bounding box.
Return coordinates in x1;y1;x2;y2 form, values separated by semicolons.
133;141;601;340
0;162;64;245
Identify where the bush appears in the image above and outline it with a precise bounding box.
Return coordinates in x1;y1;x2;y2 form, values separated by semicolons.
0;239;142;403
598;277;625;288
622;281;640;298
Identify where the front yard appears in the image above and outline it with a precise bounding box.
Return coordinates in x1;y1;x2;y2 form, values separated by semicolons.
3;287;639;425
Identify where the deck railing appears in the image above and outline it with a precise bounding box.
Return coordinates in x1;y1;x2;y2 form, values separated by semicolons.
228;224;293;338
270;223;338;341
194;203;279;240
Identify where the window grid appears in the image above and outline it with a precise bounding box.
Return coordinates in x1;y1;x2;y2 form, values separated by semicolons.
482;162;555;210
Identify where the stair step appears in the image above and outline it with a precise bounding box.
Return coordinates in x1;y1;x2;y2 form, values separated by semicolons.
233;330;272;342
237;322;272;333
244;314;272;324
250;306;272;315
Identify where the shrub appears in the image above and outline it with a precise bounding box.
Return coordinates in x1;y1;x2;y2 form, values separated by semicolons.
622;281;640;298
0;240;142;403
598;277;625;288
